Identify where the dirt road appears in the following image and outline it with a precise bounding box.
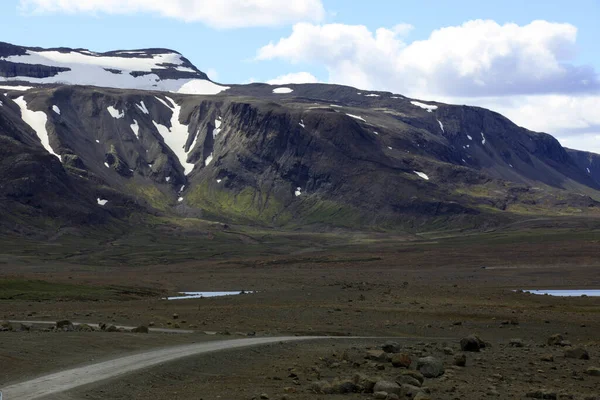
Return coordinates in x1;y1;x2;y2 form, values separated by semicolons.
1;336;339;399
8;320;195;334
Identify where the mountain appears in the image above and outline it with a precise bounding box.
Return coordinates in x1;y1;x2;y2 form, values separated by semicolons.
1;41;599;235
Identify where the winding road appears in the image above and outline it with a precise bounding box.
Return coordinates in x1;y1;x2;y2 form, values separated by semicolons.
1;336;346;399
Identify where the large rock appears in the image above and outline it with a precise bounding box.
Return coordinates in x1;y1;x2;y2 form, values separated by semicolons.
330;379;358;394
352;373;376;393
373;380;402;395
397;370;425;385
131;325;149;333
366;350;389;362
382;341;401;353
460;334;485;352
401;383;425;399
564;347;590;360
391;353;412;368
56;320;74;332
417;356;445;378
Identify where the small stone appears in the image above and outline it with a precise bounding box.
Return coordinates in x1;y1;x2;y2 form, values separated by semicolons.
374;392;388;400
260;394;269;400
172;313;179;320
540;354;554;362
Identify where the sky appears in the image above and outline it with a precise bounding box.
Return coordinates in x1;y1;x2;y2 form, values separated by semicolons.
2;0;600;153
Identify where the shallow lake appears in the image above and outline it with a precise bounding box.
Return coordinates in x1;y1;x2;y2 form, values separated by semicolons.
166;291;251;300
523;289;600;297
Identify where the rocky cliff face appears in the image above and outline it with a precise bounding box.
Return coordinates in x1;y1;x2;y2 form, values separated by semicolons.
1;42;599;234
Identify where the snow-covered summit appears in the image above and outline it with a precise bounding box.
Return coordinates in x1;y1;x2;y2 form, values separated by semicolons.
0;41;228;95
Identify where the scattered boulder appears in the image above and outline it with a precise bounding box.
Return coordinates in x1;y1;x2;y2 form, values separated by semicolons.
391;353;412;368
460;334;485;352
366;350;388;362
401;384;424;399
131;325;149;333
540;354;554;362
397;370;425;386
373;380;402;395
414;393;433;400
105;325;119;332
564;347;590;360
526;390;558;399
56;320;74;332
352;373;376;393
547;334;564;346
172;313;179;320
585;367;600;376
76;324;95;332
509;338;525;348
454;353;467;367
373;392;388;400
417;356;445;378
382;341;401;353
309;381;333;394
330;379;357;394
396;373;421;387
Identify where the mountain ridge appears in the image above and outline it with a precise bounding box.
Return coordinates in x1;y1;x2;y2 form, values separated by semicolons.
1;41;599;235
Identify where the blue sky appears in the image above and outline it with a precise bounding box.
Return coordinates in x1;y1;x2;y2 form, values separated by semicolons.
2;0;600;152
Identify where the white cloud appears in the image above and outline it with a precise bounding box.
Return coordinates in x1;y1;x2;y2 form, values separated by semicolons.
257;20;600;153
267;72;319;85
257;20;599;97
19;0;325;28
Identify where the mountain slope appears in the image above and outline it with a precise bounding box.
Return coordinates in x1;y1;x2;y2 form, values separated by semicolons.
1;41;599;234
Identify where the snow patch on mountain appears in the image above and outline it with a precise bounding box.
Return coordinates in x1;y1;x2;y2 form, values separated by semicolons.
346;114;366;122
152;96;196;175
414;171;430;180
14;96;62;162
130;119;140;139
107;106;124;119
410;101;438;113
0;85;33;91
52;105;61;115
273;87;293;94
136;101;149;115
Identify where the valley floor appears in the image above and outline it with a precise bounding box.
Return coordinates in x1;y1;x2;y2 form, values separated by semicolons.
0;226;599;399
